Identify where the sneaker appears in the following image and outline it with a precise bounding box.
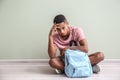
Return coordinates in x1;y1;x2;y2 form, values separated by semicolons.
54;69;63;74
92;64;100;73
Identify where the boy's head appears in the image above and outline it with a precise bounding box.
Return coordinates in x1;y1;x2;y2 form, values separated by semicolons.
53;14;70;39
53;14;67;24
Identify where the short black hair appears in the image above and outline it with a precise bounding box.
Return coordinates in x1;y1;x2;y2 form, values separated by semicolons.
53;14;67;24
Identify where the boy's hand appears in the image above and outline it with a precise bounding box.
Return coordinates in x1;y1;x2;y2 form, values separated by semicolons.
49;24;57;37
60;48;67;57
60;46;77;57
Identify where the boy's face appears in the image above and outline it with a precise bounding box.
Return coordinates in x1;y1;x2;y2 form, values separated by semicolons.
55;22;69;37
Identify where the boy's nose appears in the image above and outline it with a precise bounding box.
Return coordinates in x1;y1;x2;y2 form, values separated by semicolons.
61;29;64;33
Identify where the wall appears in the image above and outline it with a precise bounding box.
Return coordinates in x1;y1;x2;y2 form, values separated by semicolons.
0;0;120;59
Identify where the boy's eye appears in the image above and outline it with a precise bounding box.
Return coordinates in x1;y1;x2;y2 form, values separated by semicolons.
62;27;65;29
56;28;60;31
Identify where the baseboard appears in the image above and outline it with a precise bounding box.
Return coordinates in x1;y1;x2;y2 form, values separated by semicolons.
0;59;49;65
101;59;120;64
0;59;49;62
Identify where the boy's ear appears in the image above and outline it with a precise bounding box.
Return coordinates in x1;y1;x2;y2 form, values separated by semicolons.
65;21;69;25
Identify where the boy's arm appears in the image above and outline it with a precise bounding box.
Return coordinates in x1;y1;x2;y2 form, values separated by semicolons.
60;39;88;56
48;25;57;59
48;36;57;59
70;39;88;53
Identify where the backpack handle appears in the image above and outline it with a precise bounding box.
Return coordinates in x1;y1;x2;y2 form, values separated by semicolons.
69;40;77;46
69;28;78;47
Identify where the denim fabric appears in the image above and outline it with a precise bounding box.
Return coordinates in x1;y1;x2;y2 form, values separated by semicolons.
64;49;93;78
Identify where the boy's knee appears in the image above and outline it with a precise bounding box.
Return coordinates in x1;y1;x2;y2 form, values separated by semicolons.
49;58;56;68
97;52;104;61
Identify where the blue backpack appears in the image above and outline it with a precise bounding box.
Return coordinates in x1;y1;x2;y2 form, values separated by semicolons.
64;49;93;78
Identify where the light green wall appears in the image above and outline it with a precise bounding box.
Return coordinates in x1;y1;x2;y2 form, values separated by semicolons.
0;0;120;59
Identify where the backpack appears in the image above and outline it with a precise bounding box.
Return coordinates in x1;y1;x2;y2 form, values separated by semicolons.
64;49;93;78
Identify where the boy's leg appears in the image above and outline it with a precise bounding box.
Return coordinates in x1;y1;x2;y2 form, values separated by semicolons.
49;57;64;71
89;52;104;65
89;52;104;73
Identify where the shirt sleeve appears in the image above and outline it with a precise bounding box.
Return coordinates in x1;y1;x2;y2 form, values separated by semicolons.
76;27;86;41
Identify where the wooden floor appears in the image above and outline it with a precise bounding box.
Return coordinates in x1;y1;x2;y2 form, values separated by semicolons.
0;59;120;80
